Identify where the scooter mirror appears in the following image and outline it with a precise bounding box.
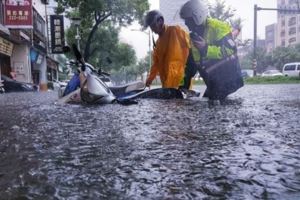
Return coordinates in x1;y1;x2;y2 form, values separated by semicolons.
72;44;82;60
97;68;110;76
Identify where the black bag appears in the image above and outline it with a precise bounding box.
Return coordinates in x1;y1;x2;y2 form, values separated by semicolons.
200;55;244;100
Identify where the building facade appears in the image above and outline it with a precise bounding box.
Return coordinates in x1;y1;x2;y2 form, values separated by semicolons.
276;0;300;47
0;0;59;91
265;23;277;53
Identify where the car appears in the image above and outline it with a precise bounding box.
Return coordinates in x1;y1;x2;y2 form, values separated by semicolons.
261;70;283;77
241;69;254;78
241;71;249;78
282;62;300;77
1;75;38;92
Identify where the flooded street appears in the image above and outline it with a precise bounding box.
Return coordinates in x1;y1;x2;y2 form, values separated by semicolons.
0;84;300;199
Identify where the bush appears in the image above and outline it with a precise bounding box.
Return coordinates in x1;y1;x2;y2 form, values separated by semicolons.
244;76;300;84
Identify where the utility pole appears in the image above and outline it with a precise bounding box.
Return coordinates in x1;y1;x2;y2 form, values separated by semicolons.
253;4;258;76
148;29;152;72
71;17;81;51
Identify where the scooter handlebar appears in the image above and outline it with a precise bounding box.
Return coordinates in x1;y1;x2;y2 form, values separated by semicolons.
97;68;110;76
101;71;110;76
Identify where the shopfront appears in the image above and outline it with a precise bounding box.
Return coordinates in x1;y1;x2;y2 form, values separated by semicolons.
0;36;13;78
46;56;58;82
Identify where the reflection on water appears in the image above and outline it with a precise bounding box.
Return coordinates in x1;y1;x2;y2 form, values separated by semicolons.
0;84;300;199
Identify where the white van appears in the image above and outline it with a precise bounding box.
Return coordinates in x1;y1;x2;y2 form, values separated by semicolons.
282;62;300;77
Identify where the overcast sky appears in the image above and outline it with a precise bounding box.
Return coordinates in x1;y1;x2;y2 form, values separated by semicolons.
120;0;278;60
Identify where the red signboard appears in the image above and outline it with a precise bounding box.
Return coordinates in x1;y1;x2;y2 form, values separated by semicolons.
4;0;33;28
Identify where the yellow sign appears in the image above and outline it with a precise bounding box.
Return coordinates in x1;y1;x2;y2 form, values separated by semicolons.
0;37;14;56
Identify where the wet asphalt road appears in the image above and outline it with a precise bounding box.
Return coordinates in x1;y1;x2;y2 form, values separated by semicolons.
0;84;300;200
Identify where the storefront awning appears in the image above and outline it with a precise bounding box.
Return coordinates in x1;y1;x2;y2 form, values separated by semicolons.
0;36;14;56
46;56;59;70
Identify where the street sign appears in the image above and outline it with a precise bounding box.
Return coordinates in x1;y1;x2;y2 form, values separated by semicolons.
50;15;65;54
4;0;33;28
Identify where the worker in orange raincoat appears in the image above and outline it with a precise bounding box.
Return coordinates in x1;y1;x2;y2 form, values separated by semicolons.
144;10;190;88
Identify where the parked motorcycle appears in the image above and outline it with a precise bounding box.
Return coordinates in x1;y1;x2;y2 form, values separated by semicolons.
0;79;5;93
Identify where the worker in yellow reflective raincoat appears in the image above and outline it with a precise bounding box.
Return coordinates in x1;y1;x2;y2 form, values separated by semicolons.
180;0;244;100
144;10;190;88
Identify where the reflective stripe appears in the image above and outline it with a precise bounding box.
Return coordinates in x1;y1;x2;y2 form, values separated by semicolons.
191;18;234;62
206;18;231;42
207;46;222;59
191;45;201;63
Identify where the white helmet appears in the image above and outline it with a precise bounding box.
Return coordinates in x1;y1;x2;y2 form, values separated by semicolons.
180;0;209;26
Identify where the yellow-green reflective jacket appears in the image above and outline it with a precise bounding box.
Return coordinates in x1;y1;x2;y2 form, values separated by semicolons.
192;18;235;63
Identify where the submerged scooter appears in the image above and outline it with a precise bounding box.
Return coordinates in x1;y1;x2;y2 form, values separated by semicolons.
59;44;146;104
59;44;200;105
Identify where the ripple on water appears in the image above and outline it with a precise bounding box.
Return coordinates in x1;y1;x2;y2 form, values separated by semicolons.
0;86;300;199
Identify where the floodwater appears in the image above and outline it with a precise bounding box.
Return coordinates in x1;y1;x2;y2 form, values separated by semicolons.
0;84;299;200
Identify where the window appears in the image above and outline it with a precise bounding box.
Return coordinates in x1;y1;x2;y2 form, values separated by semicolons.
281;19;285;26
281;30;286;37
285;65;296;70
281;40;286;46
289;37;296;43
33;9;45;36
266;30;274;38
288;17;296;26
289;27;296;35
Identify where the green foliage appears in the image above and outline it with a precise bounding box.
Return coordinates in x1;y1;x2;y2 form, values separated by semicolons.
208;0;242;29
111;43;137;71
55;0;149;26
209;0;235;21
67;26;136;73
272;45;300;70
244;76;300;84
240;44;300;72
135;51;151;80
55;0;149;75
193;76;300;85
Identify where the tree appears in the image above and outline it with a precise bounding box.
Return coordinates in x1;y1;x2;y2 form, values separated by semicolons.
209;0;235;21
55;0;149;61
208;0;248;49
135;52;151;81
271;45;300;70
208;0;242;30
110;43;137;72
239;43;300;73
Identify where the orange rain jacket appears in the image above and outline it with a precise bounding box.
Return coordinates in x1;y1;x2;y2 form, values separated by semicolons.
147;25;190;88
